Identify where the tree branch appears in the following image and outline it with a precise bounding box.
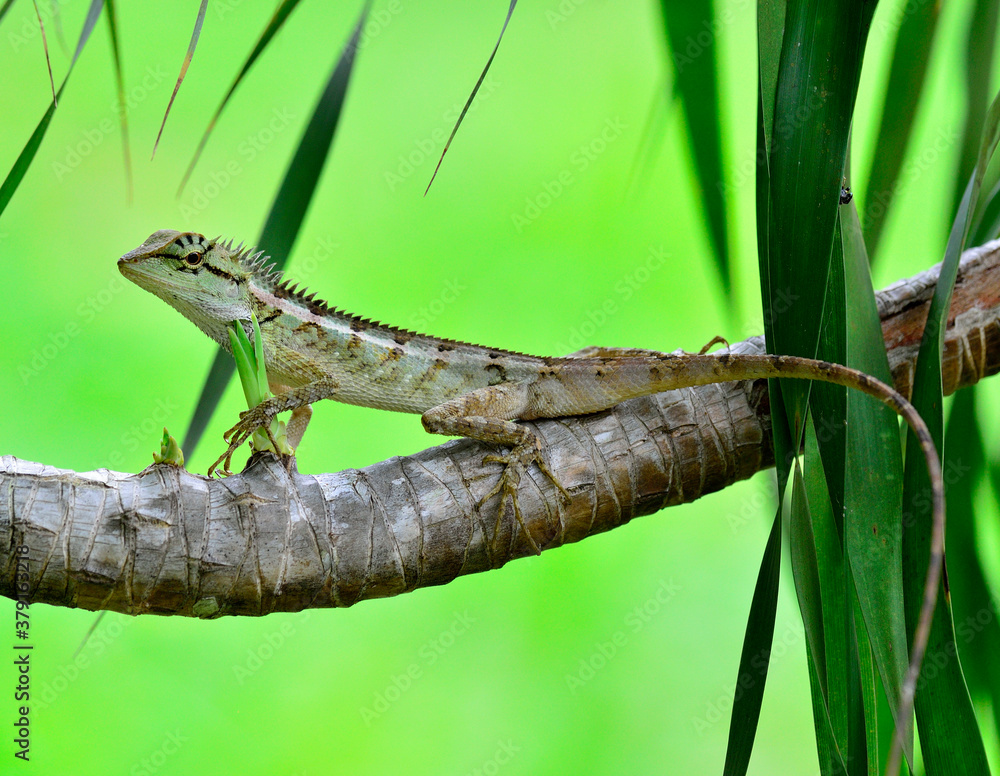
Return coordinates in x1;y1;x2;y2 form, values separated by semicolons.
4;239;1000;616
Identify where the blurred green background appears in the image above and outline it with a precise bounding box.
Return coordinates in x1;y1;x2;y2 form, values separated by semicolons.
0;1;996;774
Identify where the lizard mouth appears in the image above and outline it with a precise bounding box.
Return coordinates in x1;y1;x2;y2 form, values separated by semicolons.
117;254;139;276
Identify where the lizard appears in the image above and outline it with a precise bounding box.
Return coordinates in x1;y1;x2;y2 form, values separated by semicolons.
118;230;944;735
118;229;943;532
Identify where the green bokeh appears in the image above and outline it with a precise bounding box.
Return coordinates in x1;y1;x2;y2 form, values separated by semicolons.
0;2;990;774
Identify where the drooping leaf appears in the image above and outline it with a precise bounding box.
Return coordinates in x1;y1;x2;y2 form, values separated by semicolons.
103;0;133;201
624;75;676;200
945;387;1000;748
659;0;731;296
861;0;941;261
764;0;873;433
951;0;1000;218
0;0;17;25
758;2;889;773
182;4;368;458
425;0;517;195
151;0;207;160
0;0;104;220
896;89;1000;776
722;511;780;776
831;200;912;764
176;0;306;194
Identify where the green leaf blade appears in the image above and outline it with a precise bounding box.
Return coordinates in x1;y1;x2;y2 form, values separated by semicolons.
897;90;1000;776
0;0;104;220
861;0;941;260
659;0;731;295
722;513;781;776
151;0;208;160
176;0;306;194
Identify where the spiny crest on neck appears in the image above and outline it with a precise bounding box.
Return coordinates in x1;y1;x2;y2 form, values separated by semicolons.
219;235;538;356
226;238;334;317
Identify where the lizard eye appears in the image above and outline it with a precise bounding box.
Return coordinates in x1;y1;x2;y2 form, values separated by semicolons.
181;252;204;268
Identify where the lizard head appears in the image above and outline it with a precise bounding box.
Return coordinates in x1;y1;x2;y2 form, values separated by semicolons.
119;230;257;344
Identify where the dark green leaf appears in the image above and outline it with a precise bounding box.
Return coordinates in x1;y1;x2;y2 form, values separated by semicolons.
0;0;103;220
722;511;780;776
969;176;1000;245
758;3;888;773
791;450;828;703
756;0;785;153
659;0;731;295
0;0;16;25
898;90;1000;776
861;0;941;260
805;648;846;776
832;202;912;763
103;0;133;201
764;0;872;434
625;75;676;200
177;0;305;195
182;4;368;458
796;440;849;772
425;0;517;195
951;0;1000;218
151;0;207;160
849;581;876;775
945;387;1000;748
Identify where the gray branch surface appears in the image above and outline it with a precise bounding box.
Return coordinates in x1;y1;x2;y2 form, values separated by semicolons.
4;240;1000;616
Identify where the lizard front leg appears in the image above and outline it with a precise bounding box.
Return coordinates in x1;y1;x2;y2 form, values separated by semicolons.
421;382;569;554
209;376;339;476
270;382;313;448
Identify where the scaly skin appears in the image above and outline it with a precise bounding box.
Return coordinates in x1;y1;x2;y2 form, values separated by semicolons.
119;230;942;737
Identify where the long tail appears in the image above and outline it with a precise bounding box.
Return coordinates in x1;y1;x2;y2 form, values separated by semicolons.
653;351;942;770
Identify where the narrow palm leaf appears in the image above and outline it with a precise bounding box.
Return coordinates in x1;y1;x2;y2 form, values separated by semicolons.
945;388;1000;747
151;0;207;159
0;0;103;220
425;0;517;195
103;0;133;201
659;0;731;295
895;92;1000;776
722;512;781;776
861;0;940;260
829;201;912;763
0;0;16;25
951;0;1000;217
176;0;306;195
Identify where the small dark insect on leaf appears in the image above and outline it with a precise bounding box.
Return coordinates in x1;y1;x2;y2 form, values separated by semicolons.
840;186;853;204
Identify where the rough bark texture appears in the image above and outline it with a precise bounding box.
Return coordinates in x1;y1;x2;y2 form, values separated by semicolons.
4;240;1000;617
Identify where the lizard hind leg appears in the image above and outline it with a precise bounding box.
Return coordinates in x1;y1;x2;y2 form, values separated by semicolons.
421;383;569;555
